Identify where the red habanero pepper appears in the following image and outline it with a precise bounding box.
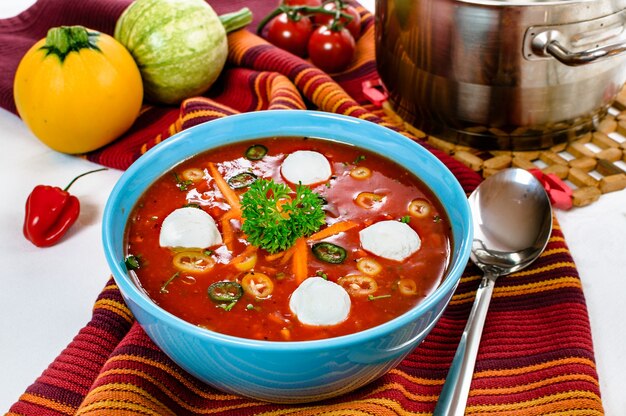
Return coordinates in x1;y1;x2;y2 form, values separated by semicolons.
23;168;107;247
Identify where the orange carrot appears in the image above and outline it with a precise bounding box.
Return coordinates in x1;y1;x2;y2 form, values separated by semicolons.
221;217;235;251
307;220;358;242
280;328;292;341
268;312;288;326
265;248;289;262
220;210;241;251
208;162;241;213
279;246;295;265
232;244;257;271
292;237;308;284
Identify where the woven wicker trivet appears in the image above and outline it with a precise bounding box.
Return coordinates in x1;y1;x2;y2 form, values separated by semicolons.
378;89;626;208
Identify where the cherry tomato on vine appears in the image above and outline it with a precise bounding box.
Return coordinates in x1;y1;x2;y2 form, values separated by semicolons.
314;2;361;40
266;12;313;57
307;25;356;73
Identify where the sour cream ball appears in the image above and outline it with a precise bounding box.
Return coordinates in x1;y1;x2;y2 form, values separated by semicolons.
281;150;332;185
359;220;421;261
159;207;222;249
289;277;351;326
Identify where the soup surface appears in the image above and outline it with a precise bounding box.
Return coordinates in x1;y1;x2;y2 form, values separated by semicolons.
126;137;451;341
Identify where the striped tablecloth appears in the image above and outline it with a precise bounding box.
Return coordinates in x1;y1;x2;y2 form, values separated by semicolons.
1;0;603;414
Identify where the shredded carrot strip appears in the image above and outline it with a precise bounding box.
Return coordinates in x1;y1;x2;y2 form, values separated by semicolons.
279;246;296;264
258;266;278;275
222;210;240;221
265;249;287;262
208;162;241;213
280;328;291;341
207;162;242;252
220;210;242;252
264;245;300;263
307;220;358;242
221;217;236;251
232;244;257;269
234;244;257;259
268;312;288;326
292;237;308;284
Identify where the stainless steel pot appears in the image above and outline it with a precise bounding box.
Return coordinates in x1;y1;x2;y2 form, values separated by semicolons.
375;0;626;149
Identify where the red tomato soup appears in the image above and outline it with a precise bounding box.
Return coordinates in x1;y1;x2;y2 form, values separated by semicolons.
125;137;452;341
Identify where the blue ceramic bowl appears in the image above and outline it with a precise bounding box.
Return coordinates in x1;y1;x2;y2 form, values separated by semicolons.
102;110;472;403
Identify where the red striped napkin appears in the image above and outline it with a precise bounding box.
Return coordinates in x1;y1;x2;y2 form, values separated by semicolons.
1;0;603;414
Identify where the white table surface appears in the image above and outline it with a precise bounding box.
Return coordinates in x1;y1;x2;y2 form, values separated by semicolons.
2;1;626;414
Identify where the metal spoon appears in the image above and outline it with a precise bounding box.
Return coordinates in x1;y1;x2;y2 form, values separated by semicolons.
433;168;553;416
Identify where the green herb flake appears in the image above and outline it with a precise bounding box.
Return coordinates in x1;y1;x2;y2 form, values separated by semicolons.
241;179;326;253
160;272;180;294
353;155;366;165
433;215;441;223
400;215;411;224
316;270;328;280
124;255;141;270
368;294;392;301
183;203;201;209
173;172;193;191
218;300;238;311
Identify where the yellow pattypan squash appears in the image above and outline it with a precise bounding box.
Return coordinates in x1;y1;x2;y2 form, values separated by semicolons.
13;26;143;154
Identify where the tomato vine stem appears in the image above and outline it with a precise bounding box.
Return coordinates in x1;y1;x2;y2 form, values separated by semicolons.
256;3;353;35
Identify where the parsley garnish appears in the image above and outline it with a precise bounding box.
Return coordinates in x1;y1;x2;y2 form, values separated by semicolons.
241;179;326;253
400;215;411;223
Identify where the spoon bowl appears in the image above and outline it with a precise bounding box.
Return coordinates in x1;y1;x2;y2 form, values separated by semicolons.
469;168;553;275
434;168;552;415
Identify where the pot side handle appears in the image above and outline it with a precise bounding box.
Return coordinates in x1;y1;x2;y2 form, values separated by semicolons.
531;29;626;67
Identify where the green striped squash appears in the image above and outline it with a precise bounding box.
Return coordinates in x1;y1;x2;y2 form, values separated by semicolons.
114;0;227;105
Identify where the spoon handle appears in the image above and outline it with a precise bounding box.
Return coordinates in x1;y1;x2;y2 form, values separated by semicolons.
433;272;498;416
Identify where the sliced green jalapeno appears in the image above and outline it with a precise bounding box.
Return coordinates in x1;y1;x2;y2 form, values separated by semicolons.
227;172;258;189
245;144;268;160
208;281;243;302
312;242;347;264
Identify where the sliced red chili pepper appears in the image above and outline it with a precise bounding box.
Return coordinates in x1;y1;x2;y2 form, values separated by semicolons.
528;168;573;210
23;168;106;247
